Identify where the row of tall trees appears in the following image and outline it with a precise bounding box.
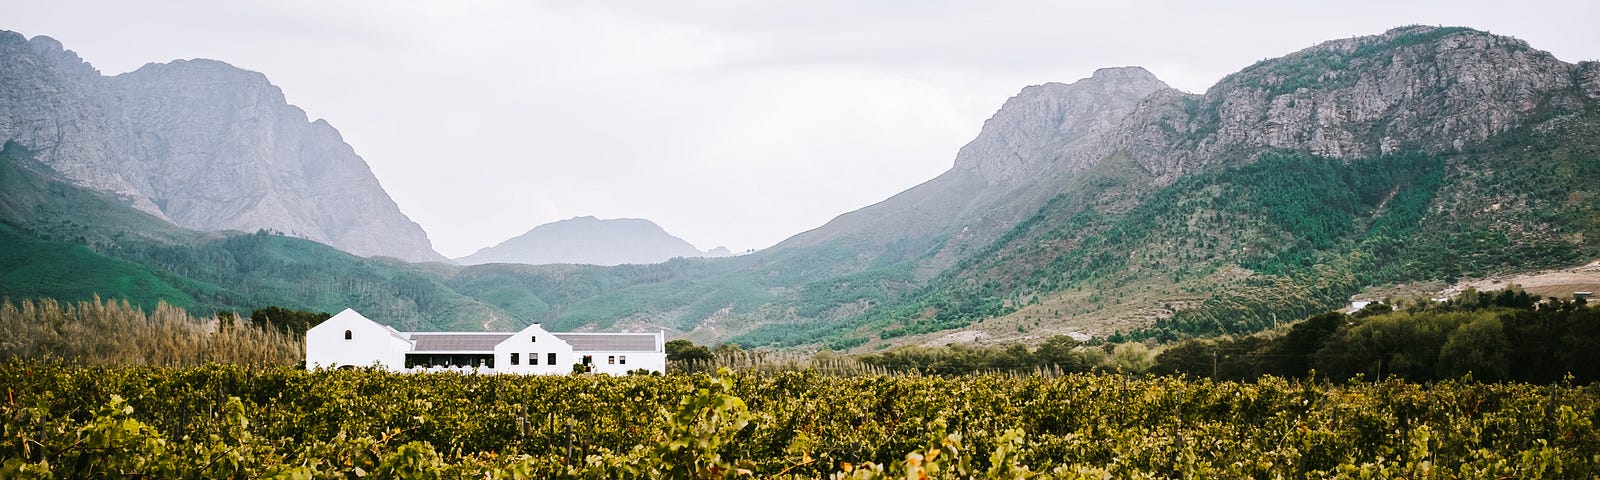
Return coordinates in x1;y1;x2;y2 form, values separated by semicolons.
0;296;302;366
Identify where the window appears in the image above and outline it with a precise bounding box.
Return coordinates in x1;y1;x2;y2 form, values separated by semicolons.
547;353;556;365
608;355;615;365
620;355;627;365
510;353;519;365
582;355;593;365
530;353;539;365
344;330;352;340
531;336;537;343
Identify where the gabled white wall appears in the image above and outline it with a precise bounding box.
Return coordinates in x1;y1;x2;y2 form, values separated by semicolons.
492;323;575;375
305;309;411;370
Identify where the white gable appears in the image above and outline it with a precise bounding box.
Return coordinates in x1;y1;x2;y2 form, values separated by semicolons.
305;309;412;369
492;322;576;374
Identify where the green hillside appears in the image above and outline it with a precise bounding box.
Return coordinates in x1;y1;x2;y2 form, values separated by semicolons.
0;223;210;310
0;142;505;331
808;109;1600;347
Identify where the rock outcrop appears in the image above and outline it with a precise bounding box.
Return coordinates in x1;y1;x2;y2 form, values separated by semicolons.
1116;26;1589;179
0;31;444;262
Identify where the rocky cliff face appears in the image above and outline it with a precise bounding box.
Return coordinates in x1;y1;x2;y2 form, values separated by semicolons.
0;33;158;215
456;216;705;266
0;31;443;262
953;67;1172;186
1115;26;1589;179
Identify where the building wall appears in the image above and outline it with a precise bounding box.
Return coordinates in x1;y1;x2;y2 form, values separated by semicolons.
305;310;668;375
305;309;411;370
581;350;667;375
492;323;576;375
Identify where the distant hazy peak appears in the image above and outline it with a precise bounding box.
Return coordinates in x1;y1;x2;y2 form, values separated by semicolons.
456;216;707;266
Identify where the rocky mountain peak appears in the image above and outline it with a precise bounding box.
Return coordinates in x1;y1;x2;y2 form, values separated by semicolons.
1105;26;1594;182
0;30;445;262
1183;26;1578;161
22;34;99;82
954;66;1168;186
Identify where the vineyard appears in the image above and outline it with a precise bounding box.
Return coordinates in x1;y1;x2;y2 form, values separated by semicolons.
2;363;1597;478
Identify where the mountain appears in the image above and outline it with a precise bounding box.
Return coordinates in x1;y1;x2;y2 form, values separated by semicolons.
456;216;707;266
793;25;1600;347
0;31;444;262
3;25;1595;350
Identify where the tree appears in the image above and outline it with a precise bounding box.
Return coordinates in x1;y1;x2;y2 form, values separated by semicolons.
665;339;713;362
1151;339;1214;377
250;306;332;338
1033;335;1086;371
1437;316;1510;380
712;342;743;356
1270;312;1345;377
1107;342;1154;373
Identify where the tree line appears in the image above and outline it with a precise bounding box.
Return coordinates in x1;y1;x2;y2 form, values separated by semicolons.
1151;287;1599;383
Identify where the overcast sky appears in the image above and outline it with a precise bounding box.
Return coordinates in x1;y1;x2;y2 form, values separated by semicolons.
8;1;1598;257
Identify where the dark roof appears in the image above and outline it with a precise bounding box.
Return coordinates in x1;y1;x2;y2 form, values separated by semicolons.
554;333;658;352
410;333;512;352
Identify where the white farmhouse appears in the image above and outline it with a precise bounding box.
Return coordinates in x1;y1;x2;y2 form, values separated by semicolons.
305;309;666;375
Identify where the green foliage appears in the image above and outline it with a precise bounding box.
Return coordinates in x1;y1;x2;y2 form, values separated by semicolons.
0;224;209;311
249;305;331;338
666;339;714;363
640;369;754;478
857;336;1097;375
1153;289;1600;383
3;364;1599;477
